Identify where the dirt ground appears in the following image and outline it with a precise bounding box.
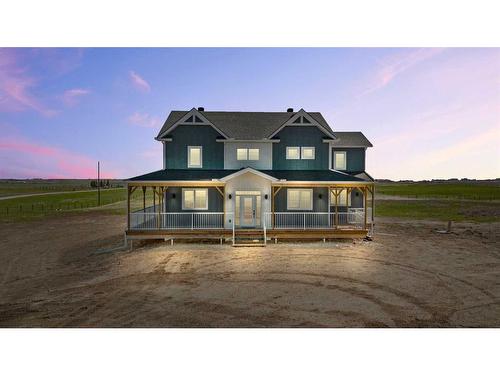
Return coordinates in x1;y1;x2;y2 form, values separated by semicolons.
0;212;499;327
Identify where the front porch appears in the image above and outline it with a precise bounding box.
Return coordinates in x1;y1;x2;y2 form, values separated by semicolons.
125;181;374;242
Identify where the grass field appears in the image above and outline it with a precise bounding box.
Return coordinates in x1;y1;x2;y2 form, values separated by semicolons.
0;187;155;222
375;199;500;222
0;179;124;197
376;182;500;200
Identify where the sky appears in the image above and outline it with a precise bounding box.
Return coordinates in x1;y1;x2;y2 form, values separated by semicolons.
0;48;499;180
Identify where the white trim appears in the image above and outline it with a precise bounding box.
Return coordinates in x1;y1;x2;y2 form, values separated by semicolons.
219;167;278;182
182;188;209;210
187;146;203;168
328;145;332;169
268;109;335;139
301;146;315;160
333;150;347;171
157;108;229;139
216;138;280;143
286;146;300;160
287;188;313;211
236;148;248;160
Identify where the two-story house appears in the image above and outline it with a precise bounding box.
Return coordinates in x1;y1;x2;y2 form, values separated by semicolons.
126;108;374;245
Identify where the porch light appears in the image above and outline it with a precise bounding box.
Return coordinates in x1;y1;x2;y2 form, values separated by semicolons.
172;193;176;199
228;194;232;200
318;193;323;199
264;194;268;200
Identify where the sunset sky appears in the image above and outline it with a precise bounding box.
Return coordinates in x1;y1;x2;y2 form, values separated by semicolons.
0;48;498;180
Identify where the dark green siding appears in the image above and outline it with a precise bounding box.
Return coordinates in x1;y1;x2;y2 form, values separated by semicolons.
274;187;329;212
332;148;365;172
272;126;330;170
164;187;223;212
165;125;224;169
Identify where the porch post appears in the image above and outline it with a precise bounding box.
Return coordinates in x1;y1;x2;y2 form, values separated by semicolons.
328;186;331;227
157;187;161;230
127;185;131;230
271;186;275;229
222;185;226;229
142;186;146;212
371;184;375;224
153;186;156;213
334;188;339;228
363;186;368;230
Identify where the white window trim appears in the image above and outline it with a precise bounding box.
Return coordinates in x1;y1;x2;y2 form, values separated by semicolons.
187;146;203;168
248;148;260;161
286;146;300;160
287;188;313;211
334;151;347;170
182;188;208;210
301;147;315;160
236;148;248;160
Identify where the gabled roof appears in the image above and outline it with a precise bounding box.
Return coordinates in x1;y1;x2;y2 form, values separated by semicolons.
330;132;373;147
127;168;365;182
156;109;335;140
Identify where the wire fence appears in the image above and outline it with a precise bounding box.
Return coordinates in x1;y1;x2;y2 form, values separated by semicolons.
1;197;126;216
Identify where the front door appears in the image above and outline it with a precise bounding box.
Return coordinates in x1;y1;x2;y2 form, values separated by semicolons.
240;195;256;228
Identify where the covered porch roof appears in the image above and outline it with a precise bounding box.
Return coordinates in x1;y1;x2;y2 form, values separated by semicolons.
127;168;371;185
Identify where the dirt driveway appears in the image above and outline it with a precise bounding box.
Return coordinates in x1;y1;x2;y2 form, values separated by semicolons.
0;213;499;327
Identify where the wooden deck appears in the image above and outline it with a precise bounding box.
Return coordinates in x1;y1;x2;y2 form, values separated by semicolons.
125;228;369;241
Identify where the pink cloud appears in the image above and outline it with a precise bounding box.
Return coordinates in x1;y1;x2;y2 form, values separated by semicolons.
61;88;90;106
0;137;118;179
359;48;445;97
128;111;161;128
129;71;151;92
0;48;58;116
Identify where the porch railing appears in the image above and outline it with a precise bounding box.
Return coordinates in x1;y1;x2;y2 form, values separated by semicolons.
130;212;225;230
264;211;366;230
129;210;369;230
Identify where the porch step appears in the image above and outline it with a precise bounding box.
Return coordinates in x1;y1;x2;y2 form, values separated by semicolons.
232;230;266;247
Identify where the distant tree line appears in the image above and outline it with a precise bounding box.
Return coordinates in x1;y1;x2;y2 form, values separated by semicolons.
90;179;112;188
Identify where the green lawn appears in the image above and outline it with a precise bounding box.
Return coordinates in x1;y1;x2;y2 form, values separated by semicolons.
375;199;500;223
376;182;500;200
0;179;124;197
0;188;155;222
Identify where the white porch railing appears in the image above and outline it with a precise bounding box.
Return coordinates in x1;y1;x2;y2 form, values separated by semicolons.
264;211;366;230
130;212;225;230
129;210;369;230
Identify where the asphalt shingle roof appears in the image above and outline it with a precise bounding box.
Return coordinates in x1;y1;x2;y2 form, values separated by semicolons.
157;110;335;140
331;132;373;147
128;169;365;182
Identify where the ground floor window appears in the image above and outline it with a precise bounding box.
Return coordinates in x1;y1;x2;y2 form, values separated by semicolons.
287;189;313;210
182;188;208;210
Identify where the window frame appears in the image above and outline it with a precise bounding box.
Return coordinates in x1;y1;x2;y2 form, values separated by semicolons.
248;148;260;161
187;146;203;168
182;188;208;210
334;151;347;170
286;146;300;160
287;188;313;211
236;148;248;160
301;147;315;160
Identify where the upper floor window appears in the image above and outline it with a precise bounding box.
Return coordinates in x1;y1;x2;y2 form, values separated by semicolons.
301;147;315;160
188;146;202;168
287;189;313;210
182;188;208;210
286;147;300;160
237;148;260;160
334;151;347;170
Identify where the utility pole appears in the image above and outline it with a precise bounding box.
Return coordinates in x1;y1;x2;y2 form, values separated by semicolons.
97;161;101;206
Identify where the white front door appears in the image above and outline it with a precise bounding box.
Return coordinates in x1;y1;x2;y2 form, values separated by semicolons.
240;195;256;228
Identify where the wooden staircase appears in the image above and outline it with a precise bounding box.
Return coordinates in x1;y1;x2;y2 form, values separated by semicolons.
232;229;267;247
